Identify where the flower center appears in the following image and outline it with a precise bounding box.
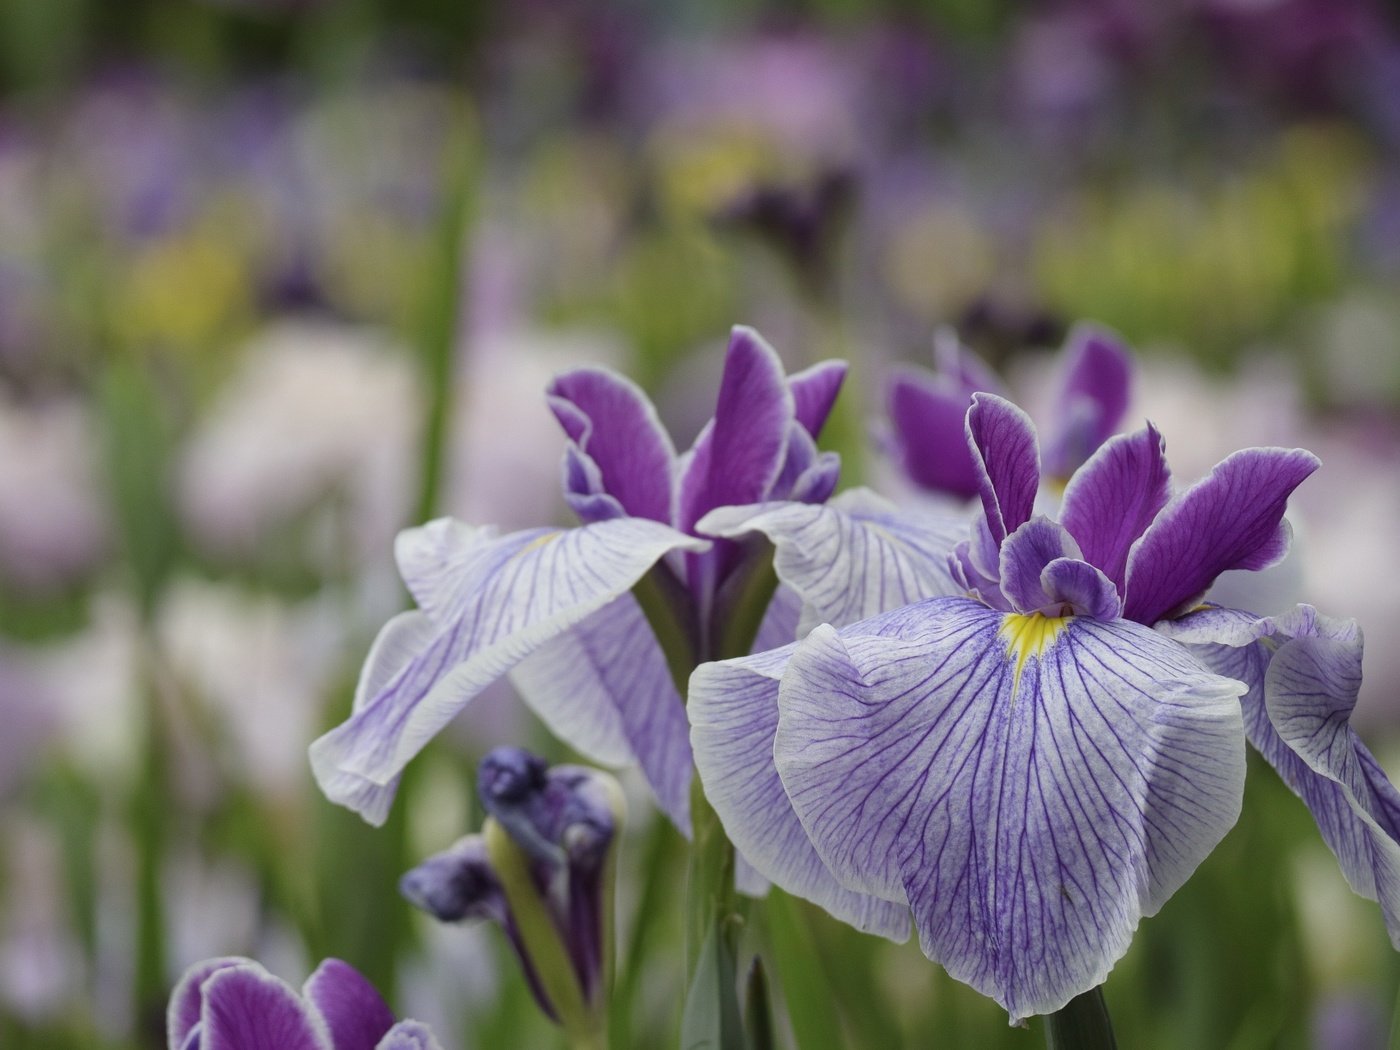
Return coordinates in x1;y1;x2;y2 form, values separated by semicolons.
999;612;1071;694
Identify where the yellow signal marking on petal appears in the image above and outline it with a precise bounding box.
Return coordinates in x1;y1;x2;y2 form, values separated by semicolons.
999;612;1071;696
516;531;563;557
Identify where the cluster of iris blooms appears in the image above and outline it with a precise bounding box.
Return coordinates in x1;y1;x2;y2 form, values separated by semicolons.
169;324;1398;1048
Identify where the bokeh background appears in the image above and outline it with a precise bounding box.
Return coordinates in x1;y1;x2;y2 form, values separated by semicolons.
2;0;1400;1047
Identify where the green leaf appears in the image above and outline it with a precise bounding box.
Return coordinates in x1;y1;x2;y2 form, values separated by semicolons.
680;917;748;1050
742;956;775;1050
764;891;847;1050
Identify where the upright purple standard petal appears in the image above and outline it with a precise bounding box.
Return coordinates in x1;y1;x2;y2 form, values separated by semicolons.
886;367;981;499
1059;426;1171;592
787;359;847;439
198;964;332;1050
676;326;794;533
774;600;1246;1021
1122;447;1319;625
689;646;912;939
997;517;1081;615
1043;325;1133;480
303;959;395;1050
169;958;248;1050
310;518;705;824
966;393;1040;547
548;368;676;524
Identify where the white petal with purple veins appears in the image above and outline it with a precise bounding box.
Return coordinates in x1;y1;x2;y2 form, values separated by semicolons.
689;646;913;939
697;489;965;634
774;599;1246;1020
310;519;706;824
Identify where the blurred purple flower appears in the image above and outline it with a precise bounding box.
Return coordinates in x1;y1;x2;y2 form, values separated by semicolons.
168;956;440;1050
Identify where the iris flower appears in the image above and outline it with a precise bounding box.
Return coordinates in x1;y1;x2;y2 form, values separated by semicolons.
691;392;1400;1021
310;327;846;831
885;324;1131;499
168;956;440;1050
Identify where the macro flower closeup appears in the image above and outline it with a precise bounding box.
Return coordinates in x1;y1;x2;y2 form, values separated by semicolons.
167;956;440;1050
310;326;846;831
691;391;1399;1022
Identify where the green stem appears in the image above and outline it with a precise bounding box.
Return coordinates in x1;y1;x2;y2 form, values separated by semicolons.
1044;986;1118;1050
685;778;739;977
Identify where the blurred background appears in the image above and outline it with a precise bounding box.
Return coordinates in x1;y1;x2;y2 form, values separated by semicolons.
1;0;1399;1047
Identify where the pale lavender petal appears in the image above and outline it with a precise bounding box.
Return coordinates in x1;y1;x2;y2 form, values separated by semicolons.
697;489;965;635
303;959;395;1050
787;359;847;438
548;367;676;524
1043;325;1133;480
1123;447;1319;626
751;582;801;653
677;327;794;533
199;965;332;1050
1183;608;1400;944
375;1021;443;1050
169;958;249;1050
886;367;980;500
310;519;706;824
1041;559;1122;621
393;519;493;622
1059;426;1171;591
511;595;692;834
689;646;911;938
966;393;1040;546
997;517;1080;615
776;601;1245;1021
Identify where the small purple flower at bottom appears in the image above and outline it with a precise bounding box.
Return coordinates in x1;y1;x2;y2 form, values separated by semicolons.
168;956;440;1050
401;747;622;1041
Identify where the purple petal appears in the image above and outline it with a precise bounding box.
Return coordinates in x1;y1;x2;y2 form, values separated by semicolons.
689;645;911;938
310;519;705;824
775;601;1245;1021
510;595;692;834
966;393;1040;547
560;445;627;524
303;960;395;1050
399;834;507;925
548;367;676;524
697;489;965;635
1059;426;1172;592
676;327;794;533
997;517;1080;615
886;367;980;500
1179;607;1400;945
1041;559;1122;621
1122;447;1320;626
1043;325;1134;480
199;965;332;1050
375;1021;443;1050
169;958;249;1050
933;326;1006;396
787;359;847;439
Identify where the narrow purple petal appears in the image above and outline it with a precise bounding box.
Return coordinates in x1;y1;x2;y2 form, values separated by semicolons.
933;326;1006;397
1043;325;1133;479
997;517;1080;615
775;601;1245;1021
966;393;1040;546
560;445;626;524
787;359;847;439
303;960;395;1050
199;965;332;1050
1123;447;1320;625
689;645;911;938
169;958;249;1050
676;327;794;533
1041;558;1122;621
886;368;980;500
547;367;676;524
511;596;693;835
1059;426;1171;592
310;519;705;824
375;1021;443;1050
697;489;965;635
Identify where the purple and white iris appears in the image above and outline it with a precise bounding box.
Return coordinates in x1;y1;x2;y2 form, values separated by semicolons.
885;323;1132;498
310;326;846;832
691;391;1400;1022
168;956;440;1050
